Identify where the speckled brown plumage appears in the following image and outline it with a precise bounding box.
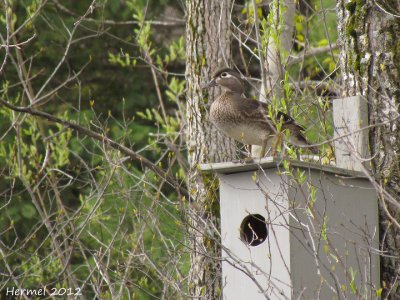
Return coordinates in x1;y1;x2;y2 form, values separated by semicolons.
203;68;318;157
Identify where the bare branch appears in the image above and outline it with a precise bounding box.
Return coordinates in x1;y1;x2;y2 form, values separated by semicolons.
0;99;189;199
287;43;339;66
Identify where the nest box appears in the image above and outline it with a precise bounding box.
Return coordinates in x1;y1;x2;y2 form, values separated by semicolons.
200;158;380;299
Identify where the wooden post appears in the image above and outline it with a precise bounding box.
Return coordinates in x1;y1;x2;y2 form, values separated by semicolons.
332;96;369;172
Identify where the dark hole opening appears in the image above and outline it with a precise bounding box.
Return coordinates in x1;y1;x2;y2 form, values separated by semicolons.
240;214;268;246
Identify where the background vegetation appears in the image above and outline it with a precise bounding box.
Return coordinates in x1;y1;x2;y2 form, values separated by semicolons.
0;0;359;299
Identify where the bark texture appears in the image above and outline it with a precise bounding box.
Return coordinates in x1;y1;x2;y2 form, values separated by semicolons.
185;0;235;298
336;0;400;297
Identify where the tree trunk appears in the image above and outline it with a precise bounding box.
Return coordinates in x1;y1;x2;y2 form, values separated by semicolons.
185;0;235;298
265;0;296;97
336;0;400;297
252;0;296;157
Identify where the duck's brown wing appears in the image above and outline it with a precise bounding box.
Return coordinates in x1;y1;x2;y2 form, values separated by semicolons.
233;97;276;131
240;98;318;153
237;98;303;129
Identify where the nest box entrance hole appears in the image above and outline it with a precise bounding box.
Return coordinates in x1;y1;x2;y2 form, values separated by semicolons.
240;214;268;246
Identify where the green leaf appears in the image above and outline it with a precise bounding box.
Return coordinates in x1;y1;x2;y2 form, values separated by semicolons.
317;38;329;47
349;267;358;294
21;204;36;219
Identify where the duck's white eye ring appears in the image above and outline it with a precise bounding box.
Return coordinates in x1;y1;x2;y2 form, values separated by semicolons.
221;72;228;78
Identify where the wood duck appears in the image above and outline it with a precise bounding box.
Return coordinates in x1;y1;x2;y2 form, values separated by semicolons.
203;68;318;157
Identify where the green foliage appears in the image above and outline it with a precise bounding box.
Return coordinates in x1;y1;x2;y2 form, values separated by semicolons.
0;0;353;298
108;51;136;68
298;0;338;78
1;0;187;299
349;267;358;294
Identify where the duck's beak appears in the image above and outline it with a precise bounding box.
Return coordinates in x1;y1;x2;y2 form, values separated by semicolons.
202;78;217;89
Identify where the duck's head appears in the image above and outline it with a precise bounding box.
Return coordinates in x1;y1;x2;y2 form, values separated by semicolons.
203;68;245;94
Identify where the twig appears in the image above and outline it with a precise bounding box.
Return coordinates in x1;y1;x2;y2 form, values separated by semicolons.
53;0;185;26
373;0;400;18
287;43;338;66
0;0;10;74
0;99;189;199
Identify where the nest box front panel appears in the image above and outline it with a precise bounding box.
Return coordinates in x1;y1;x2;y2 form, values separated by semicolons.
219;169;292;299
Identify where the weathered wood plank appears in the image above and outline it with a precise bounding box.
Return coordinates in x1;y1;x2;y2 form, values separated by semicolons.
332;95;369;172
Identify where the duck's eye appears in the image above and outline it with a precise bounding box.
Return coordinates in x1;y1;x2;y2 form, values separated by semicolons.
221;72;228;78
